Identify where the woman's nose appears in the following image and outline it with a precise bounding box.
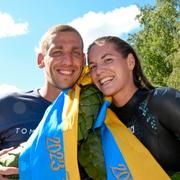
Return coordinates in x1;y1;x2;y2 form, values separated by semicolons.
95;64;106;75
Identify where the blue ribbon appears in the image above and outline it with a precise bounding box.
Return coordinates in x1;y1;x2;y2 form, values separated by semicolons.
19;89;70;180
93;100;133;180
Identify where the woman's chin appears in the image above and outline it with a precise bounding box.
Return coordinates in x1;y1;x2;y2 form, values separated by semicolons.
101;89;114;97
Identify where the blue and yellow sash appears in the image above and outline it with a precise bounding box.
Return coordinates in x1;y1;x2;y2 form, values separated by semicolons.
94;97;170;180
19;66;92;180
19;65;170;179
19;85;81;180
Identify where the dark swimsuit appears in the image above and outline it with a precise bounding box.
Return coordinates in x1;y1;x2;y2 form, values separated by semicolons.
110;87;180;171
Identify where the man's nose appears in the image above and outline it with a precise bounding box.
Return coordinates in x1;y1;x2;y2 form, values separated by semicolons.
63;53;73;65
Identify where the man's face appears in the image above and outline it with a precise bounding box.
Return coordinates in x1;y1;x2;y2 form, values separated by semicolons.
39;31;84;92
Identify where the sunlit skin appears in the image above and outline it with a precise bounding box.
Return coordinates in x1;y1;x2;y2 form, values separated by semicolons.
38;31;85;102
88;42;138;107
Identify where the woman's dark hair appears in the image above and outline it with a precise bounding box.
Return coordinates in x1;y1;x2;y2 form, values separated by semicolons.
87;36;154;90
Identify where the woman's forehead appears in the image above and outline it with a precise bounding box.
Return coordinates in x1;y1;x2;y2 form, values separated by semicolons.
90;42;116;56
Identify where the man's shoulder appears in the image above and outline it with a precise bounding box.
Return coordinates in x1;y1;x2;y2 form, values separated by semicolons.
0;89;44;107
0;89;51;115
0;89;39;101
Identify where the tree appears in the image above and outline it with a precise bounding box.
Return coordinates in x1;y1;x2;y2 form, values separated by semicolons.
167;48;180;89
128;0;180;88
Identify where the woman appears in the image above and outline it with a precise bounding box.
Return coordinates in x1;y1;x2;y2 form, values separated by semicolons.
87;36;180;172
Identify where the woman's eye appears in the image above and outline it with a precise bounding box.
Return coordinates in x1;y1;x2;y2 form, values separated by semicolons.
104;58;113;64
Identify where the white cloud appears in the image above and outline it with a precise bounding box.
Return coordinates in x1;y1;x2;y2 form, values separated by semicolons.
69;5;140;51
0;12;29;38
0;84;20;95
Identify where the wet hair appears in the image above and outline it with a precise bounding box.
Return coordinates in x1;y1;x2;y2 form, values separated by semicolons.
37;24;84;56
87;36;154;90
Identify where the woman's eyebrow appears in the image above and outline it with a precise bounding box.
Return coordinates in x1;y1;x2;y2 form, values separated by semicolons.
101;53;112;59
88;53;113;65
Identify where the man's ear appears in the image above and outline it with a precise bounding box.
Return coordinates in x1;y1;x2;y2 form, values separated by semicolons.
127;53;135;70
37;53;45;68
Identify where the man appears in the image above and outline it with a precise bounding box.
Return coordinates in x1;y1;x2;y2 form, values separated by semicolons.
0;24;85;179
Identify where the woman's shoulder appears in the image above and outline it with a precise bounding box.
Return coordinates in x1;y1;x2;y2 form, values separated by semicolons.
150;87;179;100
148;87;180;111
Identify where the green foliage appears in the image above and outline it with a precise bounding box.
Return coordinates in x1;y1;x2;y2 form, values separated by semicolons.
168;171;180;180
167;49;180;89
78;130;106;180
128;0;179;87
171;172;180;180
78;84;103;141
0;144;24;179
78;84;106;179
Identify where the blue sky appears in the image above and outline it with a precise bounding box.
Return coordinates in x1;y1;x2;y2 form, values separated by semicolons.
0;0;155;93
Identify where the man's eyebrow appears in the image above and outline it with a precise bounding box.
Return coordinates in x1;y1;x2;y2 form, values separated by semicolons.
101;53;112;59
52;46;63;50
72;46;82;51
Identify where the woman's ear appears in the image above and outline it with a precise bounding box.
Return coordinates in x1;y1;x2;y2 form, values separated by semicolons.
127;53;135;70
37;53;45;69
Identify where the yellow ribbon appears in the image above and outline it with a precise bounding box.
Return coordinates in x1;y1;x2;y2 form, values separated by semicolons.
105;108;170;179
62;66;92;179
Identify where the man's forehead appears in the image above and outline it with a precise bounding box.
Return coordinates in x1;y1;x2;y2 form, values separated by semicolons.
49;32;82;46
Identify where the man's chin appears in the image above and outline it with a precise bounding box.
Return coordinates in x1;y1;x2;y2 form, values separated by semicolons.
56;82;76;90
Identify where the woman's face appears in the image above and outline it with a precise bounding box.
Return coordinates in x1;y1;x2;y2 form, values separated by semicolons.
88;42;135;97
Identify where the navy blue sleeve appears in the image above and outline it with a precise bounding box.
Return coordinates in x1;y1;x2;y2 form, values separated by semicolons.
0;91;50;150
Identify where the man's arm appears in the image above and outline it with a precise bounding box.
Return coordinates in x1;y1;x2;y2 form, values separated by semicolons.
0;148;14;156
0;148;19;179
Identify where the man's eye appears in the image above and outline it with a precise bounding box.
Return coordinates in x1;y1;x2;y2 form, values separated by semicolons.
52;51;63;57
72;51;82;57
